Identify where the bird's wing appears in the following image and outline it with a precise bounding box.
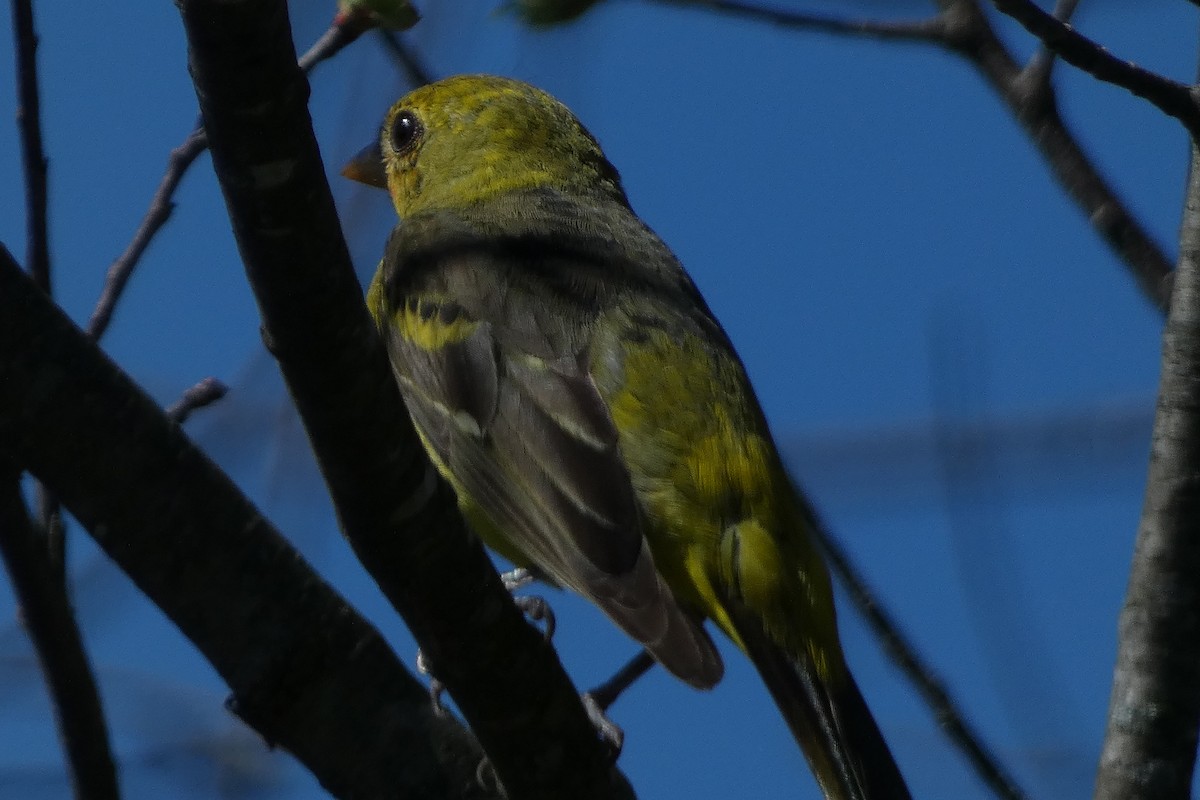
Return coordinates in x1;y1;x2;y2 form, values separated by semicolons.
373;219;721;688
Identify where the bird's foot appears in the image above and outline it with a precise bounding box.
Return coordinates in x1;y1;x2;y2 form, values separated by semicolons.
501;568;556;641
415;649;447;715
580;691;625;761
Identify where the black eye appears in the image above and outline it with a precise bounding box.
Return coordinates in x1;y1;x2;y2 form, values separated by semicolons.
389;110;422;154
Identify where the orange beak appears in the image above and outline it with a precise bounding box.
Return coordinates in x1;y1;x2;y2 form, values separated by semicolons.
341;140;387;188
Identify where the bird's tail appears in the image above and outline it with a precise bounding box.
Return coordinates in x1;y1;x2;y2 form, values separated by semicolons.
725;603;911;800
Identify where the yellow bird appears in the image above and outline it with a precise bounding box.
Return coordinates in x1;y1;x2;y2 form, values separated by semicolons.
345;74;910;800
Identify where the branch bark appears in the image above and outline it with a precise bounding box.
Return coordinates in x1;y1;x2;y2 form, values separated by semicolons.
654;0;1174;311
0;468;119;800
989;0;1200;140
10;0;50;294
0;245;495;800
176;1;631;797
1094;144;1200;800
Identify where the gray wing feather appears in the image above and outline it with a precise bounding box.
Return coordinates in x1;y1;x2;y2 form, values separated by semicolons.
377;201;723;687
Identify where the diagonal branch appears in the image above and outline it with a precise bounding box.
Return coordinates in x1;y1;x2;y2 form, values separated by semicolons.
990;0;1200;140
176;1;630;797
88;17;367;342
933;0;1175;311
648;0;948;43
1021;0;1084;89
803;490;1029;800
165;376;229;424
0;244;497;799
379;28;434;86
662;0;1173;310
0;468;119;800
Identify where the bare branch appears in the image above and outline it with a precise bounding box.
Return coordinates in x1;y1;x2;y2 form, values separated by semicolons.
937;0;1172;311
88;17;366;342
10;0;50;294
648;0;948;43
804;493;1029;800
379;29;435;86
1022;0;1084;88
177;1;630;796
990;0;1200;140
0;469;119;800
662;0;1172;310
0;244;498;799
1094;144;1200;800
87;125;207;340
165;376;229;424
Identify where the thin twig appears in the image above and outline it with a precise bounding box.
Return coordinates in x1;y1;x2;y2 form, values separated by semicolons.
648;0;948;43
0;469;120;800
10;0;50;294
806;503;1029;800
1022;0;1084;87
378;29;434;86
87;124;207;340
667;0;1172;310
990;0;1200;140
88;17;369;342
934;0;1175;311
165;377;229;424
585;650;657;712
0;244;500;798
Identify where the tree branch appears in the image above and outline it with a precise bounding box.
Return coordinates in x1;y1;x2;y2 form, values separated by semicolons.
1021;0;1083;89
804;493;1029;800
379;28;435;86
0;468;119;800
165;376;229;424
176;1;631;797
663;0;1173;311
938;0;1172;310
0;244;497;800
88;17;366;341
1094;144;1200;800
648;0;949;43
989;0;1200;141
10;0;50;294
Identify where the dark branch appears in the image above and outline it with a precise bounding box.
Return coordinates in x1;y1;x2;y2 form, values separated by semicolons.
0;244;496;799
934;0;1172;311
1021;0;1083;88
10;0;50;294
803;493;1029;800
176;1;630;797
990;0;1200;140
11;0;64;573
165;377;229;424
0;469;119;800
666;0;1172;310
379;29;435;86
586;650;657;713
1094;144;1200;800
648;0;948;43
87;125;207;340
88;17;365;342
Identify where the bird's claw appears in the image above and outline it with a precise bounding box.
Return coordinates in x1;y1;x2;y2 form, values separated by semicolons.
581;691;625;761
415;649;448;715
512;594;556;641
501;568;555;641
500;566;534;591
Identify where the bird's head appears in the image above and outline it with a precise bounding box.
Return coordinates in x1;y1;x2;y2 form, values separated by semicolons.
343;74;627;218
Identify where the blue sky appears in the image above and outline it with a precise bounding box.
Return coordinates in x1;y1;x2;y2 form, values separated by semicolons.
0;1;1191;798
